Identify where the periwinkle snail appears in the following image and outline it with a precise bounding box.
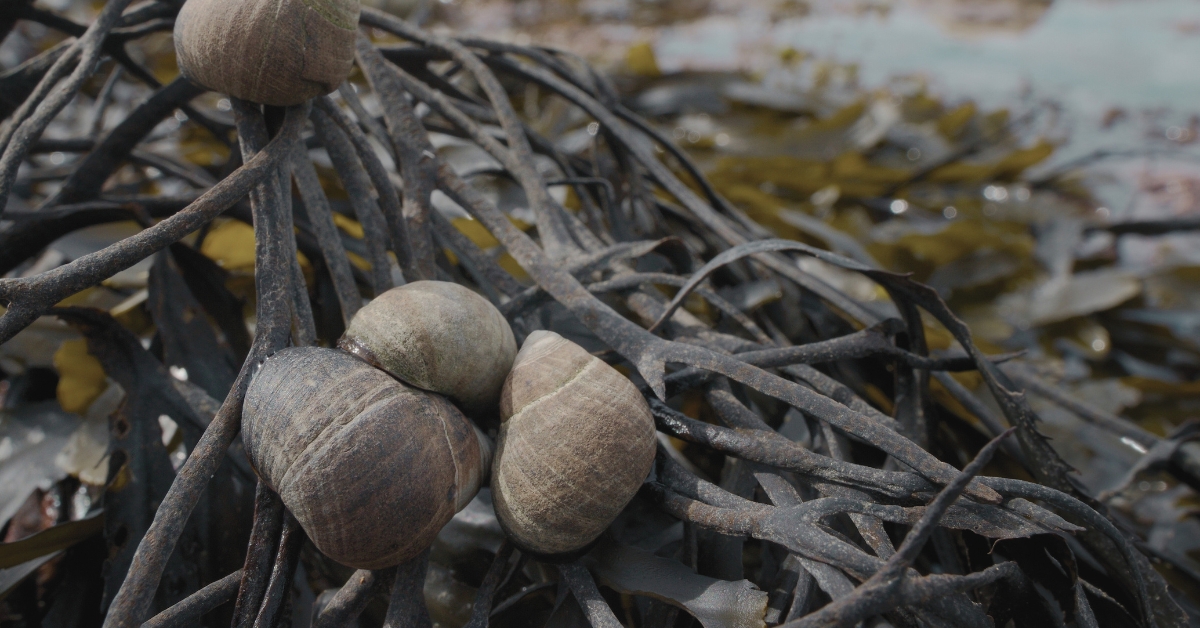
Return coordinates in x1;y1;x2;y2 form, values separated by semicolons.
243;348;489;568
490;330;657;557
339;281;517;417
241;281;513;568
173;0;359;106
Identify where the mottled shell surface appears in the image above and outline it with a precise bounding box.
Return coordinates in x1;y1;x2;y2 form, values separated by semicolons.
491;330;656;556
242;347;489;569
173;0;359;106
338;281;517;417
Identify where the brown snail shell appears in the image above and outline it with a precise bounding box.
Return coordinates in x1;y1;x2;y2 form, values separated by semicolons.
242;346;489;569
173;0;359;106
338;281;517;418
491;330;657;556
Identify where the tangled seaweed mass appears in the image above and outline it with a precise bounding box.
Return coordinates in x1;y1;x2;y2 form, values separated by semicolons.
0;1;1197;627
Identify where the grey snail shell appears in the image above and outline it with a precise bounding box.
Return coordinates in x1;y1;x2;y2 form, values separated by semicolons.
490;330;657;556
242;346;489;569
173;0;359;106
338;281;517;418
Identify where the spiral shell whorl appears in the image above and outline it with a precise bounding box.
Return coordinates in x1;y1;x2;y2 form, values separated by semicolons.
243;347;485;569
491;331;656;556
339;281;517;417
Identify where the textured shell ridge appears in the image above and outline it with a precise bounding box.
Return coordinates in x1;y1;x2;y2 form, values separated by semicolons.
507;357;594;422
249;0;286;103
275;390;399;495
299;0;359;30
503;422;613;517
288;392;457;567
430;393;465;513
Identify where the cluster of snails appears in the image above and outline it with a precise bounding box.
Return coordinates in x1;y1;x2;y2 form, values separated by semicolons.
174;0;657;568
241;281;657;568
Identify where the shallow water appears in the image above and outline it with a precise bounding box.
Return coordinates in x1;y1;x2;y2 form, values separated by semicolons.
771;0;1200;116
436;0;1200;212
647;0;1200;205
768;0;1200;204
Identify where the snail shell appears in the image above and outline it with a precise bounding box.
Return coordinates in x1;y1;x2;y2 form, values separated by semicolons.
338;281;517;417
173;0;359;106
491;330;657;556
242;346;489;569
